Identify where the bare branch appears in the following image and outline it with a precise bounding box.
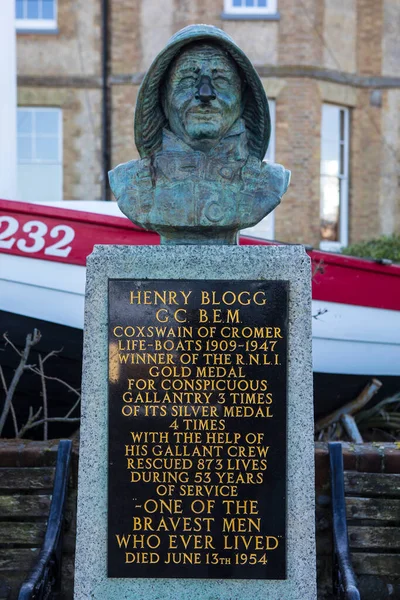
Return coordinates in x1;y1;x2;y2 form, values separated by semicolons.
17;405;43;439
312;259;325;281
41;348;63;364
3;333;23;357
0;365;18;437
25;367;81;398
65;396;81;419
10;404;19;438
18;416;80;435
0;365;7;394
0;330;42;437
38;354;48;441
2;330;80;440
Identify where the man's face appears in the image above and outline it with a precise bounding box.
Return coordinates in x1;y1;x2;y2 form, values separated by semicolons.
163;43;242;151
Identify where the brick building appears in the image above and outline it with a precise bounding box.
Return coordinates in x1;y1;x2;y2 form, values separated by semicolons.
15;0;400;249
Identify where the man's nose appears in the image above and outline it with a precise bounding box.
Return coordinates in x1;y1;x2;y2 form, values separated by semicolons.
196;76;216;102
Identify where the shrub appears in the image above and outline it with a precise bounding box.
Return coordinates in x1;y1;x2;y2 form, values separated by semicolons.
341;234;400;263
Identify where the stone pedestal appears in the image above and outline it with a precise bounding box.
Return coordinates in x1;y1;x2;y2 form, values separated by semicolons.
75;245;316;600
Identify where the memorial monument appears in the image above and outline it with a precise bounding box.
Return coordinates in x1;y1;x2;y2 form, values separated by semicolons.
109;25;289;244
75;24;316;600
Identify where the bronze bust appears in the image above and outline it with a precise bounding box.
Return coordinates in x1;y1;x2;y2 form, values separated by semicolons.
109;24;290;245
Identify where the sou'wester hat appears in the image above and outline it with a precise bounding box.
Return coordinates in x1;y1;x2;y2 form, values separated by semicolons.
134;24;271;161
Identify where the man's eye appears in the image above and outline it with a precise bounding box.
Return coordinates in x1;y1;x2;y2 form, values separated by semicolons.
179;76;196;84
213;76;229;85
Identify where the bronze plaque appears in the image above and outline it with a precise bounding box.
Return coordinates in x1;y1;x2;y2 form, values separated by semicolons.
108;279;287;579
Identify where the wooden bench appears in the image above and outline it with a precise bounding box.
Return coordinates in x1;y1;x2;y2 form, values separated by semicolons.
329;442;400;600
0;441;73;600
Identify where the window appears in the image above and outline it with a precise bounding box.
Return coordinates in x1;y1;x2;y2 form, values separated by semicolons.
224;0;278;16
320;104;349;249
17;108;63;203
241;99;276;241
16;0;57;31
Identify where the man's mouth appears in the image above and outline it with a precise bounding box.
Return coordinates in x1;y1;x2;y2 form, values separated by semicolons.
187;106;220;115
186;107;221;123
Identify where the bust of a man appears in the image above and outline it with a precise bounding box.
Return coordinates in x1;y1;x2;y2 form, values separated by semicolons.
109;25;290;245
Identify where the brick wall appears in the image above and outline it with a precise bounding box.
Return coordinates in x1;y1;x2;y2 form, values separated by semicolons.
274;79;322;246
315;442;400;600
15;0;400;244
109;0;143;75
350;89;383;243
382;0;400;77
16;0;102;201
356;0;384;76
323;0;357;73
380;90;400;235
17;0;101;77
18;86;102;201
278;0;324;66
2;440;398;600
111;85;140;168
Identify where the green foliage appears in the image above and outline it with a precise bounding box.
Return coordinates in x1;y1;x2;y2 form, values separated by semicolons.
341;234;400;263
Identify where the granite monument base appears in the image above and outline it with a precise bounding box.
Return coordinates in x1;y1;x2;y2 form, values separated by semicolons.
74;245;316;600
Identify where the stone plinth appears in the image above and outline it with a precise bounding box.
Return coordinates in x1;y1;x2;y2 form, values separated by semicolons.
74;245;316;600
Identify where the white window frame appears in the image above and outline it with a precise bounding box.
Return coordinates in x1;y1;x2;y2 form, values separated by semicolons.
320;104;350;252
17;106;63;202
224;0;278;15
16;0;57;32
17;107;62;165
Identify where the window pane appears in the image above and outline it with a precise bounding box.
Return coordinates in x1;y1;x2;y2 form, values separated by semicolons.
321;140;339;176
16;0;24;18
258;0;267;6
320;175;339;241
265;143;273;162
35;137;59;161
42;0;54;19
322;105;340;142
320;104;349;245
265;99;275;162
27;0;39;18
35;111;59;135
17;107;62;203
17;137;32;161
18;110;33;134
245;0;255;6
232;0;242;5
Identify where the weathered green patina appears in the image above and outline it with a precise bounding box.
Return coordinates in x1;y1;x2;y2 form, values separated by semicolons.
109;24;290;245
